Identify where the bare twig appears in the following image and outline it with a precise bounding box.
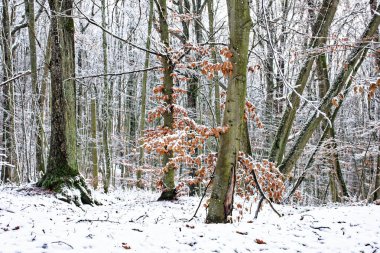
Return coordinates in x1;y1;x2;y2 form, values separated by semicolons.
76;218;119;223
1;71;32;86
187;168;215;222
74;3;163;57
0;207;15;213
310;226;331;230
73;66;161;80
51;241;74;249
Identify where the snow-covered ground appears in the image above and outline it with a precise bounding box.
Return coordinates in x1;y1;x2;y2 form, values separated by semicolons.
0;186;379;253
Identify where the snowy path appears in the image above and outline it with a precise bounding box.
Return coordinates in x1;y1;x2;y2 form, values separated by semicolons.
0;186;379;253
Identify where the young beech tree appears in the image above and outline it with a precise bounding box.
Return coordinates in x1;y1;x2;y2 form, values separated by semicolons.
206;0;252;223
154;0;177;200
144;85;228;199
37;0;94;205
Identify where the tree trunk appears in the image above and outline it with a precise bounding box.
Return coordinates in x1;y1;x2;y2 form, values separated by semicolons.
101;0;112;193
329;126;349;198
206;0;251;223
37;0;94;206
269;0;339;164
156;0;177;201
1;0;17;183
313;23;348;201
279;3;380;177
137;0;154;188
375;147;380;200
91;90;99;189
370;0;380;201
35;29;52;177
25;0;45;176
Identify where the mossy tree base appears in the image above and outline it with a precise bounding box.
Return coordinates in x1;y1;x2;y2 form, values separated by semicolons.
157;188;177;201
206;198;228;223
37;173;98;206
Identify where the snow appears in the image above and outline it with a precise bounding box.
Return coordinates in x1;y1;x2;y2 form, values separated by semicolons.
0;186;379;253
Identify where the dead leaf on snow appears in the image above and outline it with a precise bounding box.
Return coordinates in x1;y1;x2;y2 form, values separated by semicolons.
255;239;267;244
121;243;131;250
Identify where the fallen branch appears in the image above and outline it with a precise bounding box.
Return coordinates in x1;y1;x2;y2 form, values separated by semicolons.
310;226;331;230
51;241;74;249
236;231;248;235
300;214;314;220
129;213;148;223
0;207;15;213
76;218;119;224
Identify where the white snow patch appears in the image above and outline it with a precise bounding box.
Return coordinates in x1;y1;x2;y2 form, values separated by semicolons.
0;186;379;253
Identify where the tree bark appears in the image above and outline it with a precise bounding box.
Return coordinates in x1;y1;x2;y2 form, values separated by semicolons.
370;0;380;201
1;0;17;183
91;91;99;189
101;0;112;193
156;0;177;201
37;0;94;206
206;0;251;223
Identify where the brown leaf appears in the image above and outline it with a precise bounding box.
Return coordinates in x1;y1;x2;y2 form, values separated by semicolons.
331;97;339;107
186;224;195;229
122;243;131;250
255;239;267;244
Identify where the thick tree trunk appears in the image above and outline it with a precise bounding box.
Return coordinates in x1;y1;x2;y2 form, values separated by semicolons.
37;0;94;206
279;4;380;177
206;0;251;223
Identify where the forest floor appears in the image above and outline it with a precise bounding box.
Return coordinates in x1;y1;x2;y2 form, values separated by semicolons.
0;185;379;253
